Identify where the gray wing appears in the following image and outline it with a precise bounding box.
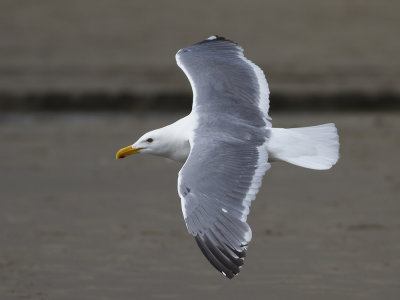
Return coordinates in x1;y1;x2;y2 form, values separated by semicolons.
176;35;271;127
176;36;271;278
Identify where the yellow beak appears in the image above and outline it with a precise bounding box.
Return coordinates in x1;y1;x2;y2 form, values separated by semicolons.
116;146;142;159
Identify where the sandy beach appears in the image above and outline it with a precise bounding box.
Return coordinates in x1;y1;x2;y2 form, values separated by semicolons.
0;112;398;299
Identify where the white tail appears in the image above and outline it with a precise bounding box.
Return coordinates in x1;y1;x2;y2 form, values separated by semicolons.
267;123;339;170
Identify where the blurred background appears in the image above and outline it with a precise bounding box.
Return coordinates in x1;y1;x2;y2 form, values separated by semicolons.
0;1;399;299
1;0;399;109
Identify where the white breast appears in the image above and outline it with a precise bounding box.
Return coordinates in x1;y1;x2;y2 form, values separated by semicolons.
160;114;193;162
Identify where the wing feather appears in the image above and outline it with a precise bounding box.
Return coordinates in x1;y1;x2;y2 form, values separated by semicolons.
176;36;271;278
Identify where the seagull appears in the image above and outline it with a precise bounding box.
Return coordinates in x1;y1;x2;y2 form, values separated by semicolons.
116;36;339;279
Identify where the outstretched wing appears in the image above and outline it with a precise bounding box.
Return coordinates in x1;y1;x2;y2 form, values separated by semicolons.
176;36;271;278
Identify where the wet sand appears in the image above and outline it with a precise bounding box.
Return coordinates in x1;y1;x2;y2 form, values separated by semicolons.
0;112;399;299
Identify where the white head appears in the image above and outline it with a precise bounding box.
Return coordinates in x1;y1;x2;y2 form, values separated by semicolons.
116;128;170;159
116;116;191;162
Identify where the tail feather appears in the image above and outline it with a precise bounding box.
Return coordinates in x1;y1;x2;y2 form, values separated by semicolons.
267;123;339;170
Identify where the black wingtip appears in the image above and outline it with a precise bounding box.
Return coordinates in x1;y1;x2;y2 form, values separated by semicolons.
197;35;238;45
195;233;245;279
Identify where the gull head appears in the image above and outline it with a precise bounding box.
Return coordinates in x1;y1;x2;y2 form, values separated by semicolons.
116;128;167;159
116;116;191;162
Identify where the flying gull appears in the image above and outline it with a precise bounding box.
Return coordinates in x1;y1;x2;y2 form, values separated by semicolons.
116;36;340;279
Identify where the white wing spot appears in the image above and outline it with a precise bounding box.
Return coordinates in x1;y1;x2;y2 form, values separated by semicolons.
222;271;227;277
222;208;228;213
207;35;217;40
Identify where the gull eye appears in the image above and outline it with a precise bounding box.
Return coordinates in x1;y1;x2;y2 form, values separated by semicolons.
146;138;153;143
